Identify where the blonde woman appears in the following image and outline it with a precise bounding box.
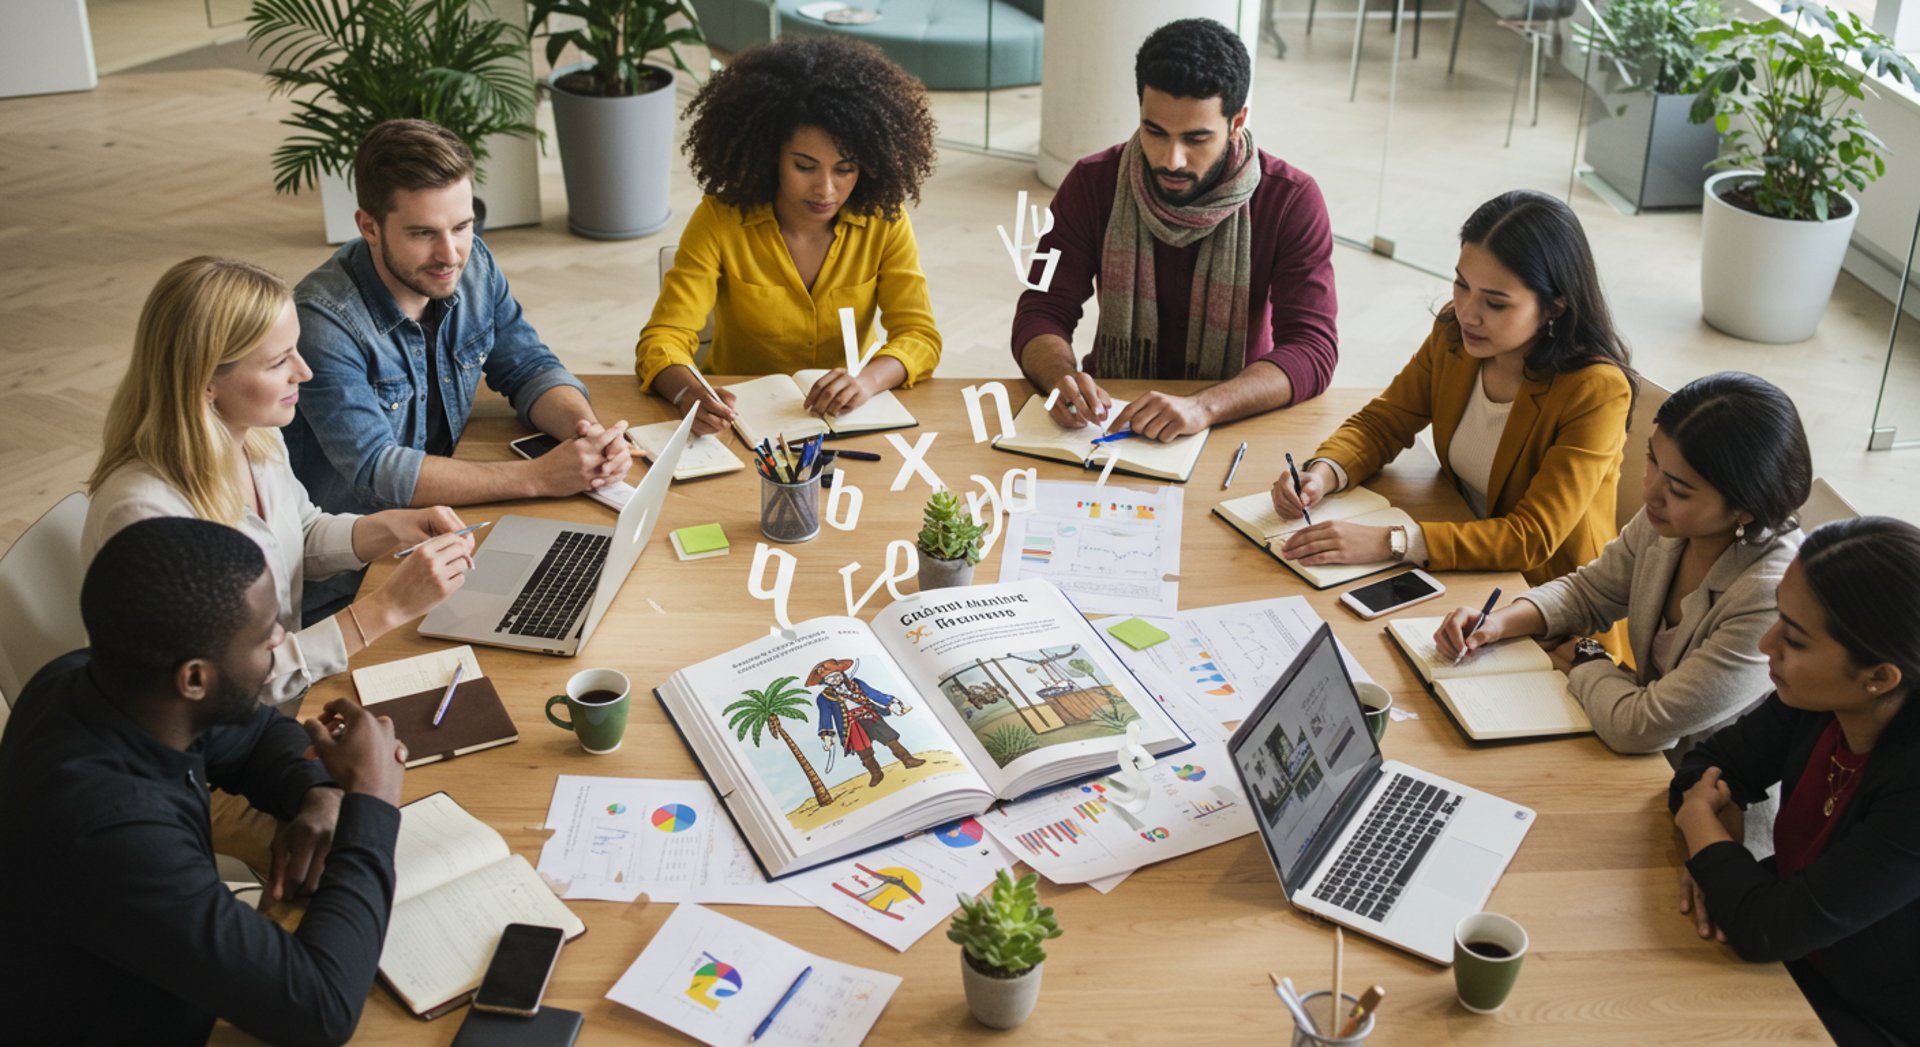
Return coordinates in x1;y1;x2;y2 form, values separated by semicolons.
83;257;476;709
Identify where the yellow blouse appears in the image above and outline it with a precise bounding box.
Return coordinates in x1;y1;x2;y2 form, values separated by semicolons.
634;196;942;391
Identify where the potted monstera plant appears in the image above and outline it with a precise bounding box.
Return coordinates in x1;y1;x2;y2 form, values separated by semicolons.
916;489;987;590
247;0;539;242
1689;1;1917;342
1575;0;1722;210
948;870;1062;1029
528;0;706;239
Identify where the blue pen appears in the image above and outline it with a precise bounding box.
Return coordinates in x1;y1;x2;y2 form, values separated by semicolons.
431;661;464;728
1285;452;1313;526
1089;429;1138;445
749;965;811;1042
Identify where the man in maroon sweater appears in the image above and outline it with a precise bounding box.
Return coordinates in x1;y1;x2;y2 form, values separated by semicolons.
1011;18;1339;442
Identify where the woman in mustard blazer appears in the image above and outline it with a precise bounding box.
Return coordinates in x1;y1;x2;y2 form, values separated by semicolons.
1272;190;1635;607
638;36;942;435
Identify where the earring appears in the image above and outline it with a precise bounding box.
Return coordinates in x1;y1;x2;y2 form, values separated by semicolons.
1544;317;1556;340
1735;522;1747;543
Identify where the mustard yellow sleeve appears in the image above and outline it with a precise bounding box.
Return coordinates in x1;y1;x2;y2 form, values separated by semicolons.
1421;365;1631;574
1309;323;1443;485
636;199;724;392
871;213;941;387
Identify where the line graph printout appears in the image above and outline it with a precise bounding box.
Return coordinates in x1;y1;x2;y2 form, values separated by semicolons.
539;776;806;906
996;481;1183;617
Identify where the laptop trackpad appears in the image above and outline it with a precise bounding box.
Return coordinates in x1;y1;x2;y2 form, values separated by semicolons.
1423;837;1504;901
467;551;533;595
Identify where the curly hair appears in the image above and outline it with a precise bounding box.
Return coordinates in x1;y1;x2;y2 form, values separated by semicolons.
1136;18;1251;117
683;36;937;221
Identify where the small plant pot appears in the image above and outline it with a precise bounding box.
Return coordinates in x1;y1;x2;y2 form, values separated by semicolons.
960;954;1042;1029
917;553;975;590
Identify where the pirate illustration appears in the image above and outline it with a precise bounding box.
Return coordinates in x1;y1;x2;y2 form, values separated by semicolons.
810;658;926;787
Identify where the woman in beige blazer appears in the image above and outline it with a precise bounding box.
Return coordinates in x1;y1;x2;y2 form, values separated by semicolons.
1434;372;1811;769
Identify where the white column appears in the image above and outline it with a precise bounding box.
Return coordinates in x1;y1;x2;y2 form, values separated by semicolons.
1037;0;1258;187
0;0;97;99
1874;0;1920;52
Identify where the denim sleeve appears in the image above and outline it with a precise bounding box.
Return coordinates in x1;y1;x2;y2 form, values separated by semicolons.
295;298;427;509
472;240;589;429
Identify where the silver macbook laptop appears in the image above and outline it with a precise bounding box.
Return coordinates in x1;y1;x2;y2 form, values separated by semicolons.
418;407;698;656
1227;623;1533;963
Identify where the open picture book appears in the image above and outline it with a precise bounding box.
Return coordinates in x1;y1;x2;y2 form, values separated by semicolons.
1214;485;1417;589
993;393;1210;483
721;372;917;444
1385;616;1593;742
379;793;585;1019
654;578;1193;879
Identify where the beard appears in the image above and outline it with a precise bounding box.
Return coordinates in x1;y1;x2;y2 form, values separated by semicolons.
201;666;264;727
1150;147;1233;207
379;237;463;302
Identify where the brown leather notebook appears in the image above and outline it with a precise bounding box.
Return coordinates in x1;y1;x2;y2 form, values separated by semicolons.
374;678;519;768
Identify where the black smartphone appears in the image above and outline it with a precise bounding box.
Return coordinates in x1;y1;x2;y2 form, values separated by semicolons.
1339;568;1446;620
509;433;562;460
471;923;566;1017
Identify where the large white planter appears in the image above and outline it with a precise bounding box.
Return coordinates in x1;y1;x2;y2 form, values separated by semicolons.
319;170;361;246
1699;170;1859;344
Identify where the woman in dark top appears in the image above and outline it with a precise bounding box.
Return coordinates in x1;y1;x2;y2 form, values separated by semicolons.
1669;516;1920;1044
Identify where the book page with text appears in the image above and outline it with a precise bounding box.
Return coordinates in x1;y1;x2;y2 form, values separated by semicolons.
1433;672;1590;738
380;855;583;1013
794;368;917;433
723;374;830;446
392;793;512;905
1388;617;1556;682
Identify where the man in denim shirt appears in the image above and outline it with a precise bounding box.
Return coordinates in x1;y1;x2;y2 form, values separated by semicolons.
287;120;631;614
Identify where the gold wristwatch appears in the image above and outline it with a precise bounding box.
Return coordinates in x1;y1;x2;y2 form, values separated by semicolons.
1387;524;1408;562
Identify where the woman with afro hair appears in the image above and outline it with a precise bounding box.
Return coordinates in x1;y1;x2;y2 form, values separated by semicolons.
637;36;942;433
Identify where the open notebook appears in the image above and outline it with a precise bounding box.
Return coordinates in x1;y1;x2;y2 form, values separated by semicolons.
1385;616;1592;742
722;372;917;445
992;394;1210;483
654;578;1192;879
1214;486;1417;589
379;793;585;1019
630;418;744;480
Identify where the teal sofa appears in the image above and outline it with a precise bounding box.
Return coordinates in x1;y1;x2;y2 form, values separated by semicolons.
693;0;1045;90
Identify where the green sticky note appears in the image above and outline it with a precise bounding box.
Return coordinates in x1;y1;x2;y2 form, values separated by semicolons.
675;523;729;555
1107;617;1170;651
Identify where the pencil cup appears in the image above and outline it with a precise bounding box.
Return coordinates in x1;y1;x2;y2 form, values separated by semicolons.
759;474;821;543
1289;991;1375;1046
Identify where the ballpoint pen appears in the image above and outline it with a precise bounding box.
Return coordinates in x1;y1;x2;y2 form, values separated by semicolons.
1223;441;1248;489
1285;452;1313;525
1090;429;1137;445
1455;586;1503;666
749;965;811;1042
393;520;490;558
431;661;463;728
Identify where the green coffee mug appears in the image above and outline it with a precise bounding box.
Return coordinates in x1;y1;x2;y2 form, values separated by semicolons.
1453;912;1529;1014
546;668;631;755
1354;682;1393;745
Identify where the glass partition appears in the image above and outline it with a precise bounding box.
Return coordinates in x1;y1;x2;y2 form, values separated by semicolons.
1871;205;1920;450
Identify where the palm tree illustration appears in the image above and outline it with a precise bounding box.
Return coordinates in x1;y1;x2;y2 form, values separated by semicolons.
724;675;835;808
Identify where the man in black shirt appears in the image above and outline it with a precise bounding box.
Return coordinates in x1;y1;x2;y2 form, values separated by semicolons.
0;517;410;1046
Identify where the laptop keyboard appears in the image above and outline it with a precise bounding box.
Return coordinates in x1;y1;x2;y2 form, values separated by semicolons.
495;530;609;639
1310;773;1463;923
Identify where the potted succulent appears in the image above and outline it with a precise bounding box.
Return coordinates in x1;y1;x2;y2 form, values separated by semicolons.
916;489;986;590
247;0;540;243
947;869;1062;1029
1689;1;1916;342
1574;0;1722;210
528;0;706;239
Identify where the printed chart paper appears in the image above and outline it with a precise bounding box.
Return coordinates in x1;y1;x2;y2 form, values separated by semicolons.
607;903;900;1047
538;776;804;906
982;741;1255;884
781;817;1014;951
996;480;1183;617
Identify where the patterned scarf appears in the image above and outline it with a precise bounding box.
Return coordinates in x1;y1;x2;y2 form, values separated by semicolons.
1095;127;1261;381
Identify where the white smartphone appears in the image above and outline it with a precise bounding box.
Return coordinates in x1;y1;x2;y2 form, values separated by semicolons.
1339;568;1446;620
509;433;633;510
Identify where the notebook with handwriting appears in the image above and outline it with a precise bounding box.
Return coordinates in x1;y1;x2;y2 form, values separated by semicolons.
992;394;1210;483
1213;486;1417;589
1385;616;1592;742
722;372;917;445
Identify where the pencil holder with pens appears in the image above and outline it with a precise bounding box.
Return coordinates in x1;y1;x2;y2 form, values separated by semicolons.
759;473;821;543
1289;991;1374;1046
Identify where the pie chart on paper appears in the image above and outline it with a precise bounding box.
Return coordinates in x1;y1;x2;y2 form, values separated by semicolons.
651;803;698;833
934;818;986;848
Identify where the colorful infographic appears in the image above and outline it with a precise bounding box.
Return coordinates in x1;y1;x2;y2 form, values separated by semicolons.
782;827;1015;952
934;818;987;848
831;865;926;920
684;953;743;1011
653;803;699;834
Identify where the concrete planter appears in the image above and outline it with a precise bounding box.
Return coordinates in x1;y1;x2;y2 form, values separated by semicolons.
1584;90;1719;210
960;954;1042;1029
917;553;976;591
1700;170;1859;344
548;61;675;240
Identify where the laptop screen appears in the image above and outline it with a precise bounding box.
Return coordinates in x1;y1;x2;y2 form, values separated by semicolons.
1229;623;1380;890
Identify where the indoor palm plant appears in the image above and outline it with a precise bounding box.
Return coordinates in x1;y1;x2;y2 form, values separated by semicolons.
1575;0;1722;209
1688;1;1917;342
916;488;987;590
528;0;706;239
247;0;539;242
948;869;1062;1029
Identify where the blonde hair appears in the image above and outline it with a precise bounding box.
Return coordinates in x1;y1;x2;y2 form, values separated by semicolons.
89;257;291;524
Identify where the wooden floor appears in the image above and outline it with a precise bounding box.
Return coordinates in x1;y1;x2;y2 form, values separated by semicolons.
2;6;1917;552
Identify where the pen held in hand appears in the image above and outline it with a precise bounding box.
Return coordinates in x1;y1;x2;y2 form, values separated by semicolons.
393;520;489;558
1089;428;1138;445
1285;452;1313;526
1454;586;1503;667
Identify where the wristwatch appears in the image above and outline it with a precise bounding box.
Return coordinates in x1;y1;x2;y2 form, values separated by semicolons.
1387;525;1408;562
1571;637;1611;666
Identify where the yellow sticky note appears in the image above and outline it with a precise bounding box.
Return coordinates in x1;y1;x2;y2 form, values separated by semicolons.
672;523;730;560
1106;617;1170;651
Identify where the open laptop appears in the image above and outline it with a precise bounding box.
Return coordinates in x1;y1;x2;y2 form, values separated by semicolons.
418;407;698;656
1227;623;1533;963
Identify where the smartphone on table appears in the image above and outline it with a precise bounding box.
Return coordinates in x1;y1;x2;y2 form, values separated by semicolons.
1339;569;1446;620
471;922;567;1017
509;433;632;510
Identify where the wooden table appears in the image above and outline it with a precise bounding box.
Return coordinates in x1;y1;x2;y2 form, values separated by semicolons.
219;378;1821;1045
